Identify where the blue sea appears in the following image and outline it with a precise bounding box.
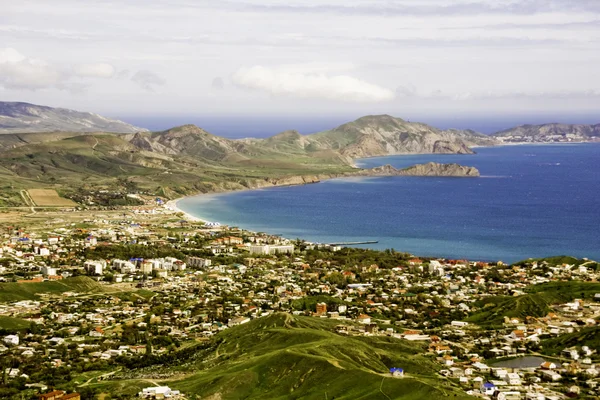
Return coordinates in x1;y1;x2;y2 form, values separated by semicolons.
177;144;600;263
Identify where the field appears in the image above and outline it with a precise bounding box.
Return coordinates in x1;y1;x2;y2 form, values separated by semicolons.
0;276;104;302
0;316;30;331
27;189;77;207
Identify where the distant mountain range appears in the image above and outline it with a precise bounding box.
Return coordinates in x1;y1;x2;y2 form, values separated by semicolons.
492;123;600;143
0;102;147;134
0;101;597;203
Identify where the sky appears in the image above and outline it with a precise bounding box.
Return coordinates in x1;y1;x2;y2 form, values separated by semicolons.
1;0;600;132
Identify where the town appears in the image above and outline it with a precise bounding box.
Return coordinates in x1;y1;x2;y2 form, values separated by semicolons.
0;202;599;400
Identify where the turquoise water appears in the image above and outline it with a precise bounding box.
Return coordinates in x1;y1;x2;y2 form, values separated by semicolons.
177;143;600;262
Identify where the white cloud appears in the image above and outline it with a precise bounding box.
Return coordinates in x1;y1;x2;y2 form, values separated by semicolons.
232;65;395;102
131;70;166;91
0;47;63;90
0;48;116;91
74;63;115;78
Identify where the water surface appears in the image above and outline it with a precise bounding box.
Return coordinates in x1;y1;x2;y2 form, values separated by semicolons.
178;144;600;263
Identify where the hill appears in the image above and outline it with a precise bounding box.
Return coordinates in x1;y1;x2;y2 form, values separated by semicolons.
0;114;486;204
0;102;147;134
540;326;600;358
492;123;600;143
0;276;104;302
296;115;498;158
467;281;600;327
98;313;472;399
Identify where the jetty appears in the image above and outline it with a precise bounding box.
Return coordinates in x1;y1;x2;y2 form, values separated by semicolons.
327;241;378;246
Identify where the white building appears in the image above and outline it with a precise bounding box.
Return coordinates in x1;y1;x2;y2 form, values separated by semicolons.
187;257;212;268
84;260;106;275
248;244;294;255
3;335;19;346
139;386;181;399
40;266;57;276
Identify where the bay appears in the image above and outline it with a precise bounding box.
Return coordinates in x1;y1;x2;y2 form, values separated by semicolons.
177;143;600;263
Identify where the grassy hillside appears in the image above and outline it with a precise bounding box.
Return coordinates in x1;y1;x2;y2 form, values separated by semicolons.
540;326;600;358
0;316;31;331
512;255;592;267
0;276;104;302
0;128;354;201
467;281;600;327
165;313;471;400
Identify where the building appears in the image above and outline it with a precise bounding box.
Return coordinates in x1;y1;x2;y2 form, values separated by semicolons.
140;261;153;275
248;244;294;255
41;266;57;276
186;257;212;268
315;302;327;316
3;335;19;346
84;260;105;275
139;386;181;399
390;368;404;377
39;390;65;400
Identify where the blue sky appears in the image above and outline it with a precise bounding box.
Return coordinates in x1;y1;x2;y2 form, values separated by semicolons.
1;0;599;123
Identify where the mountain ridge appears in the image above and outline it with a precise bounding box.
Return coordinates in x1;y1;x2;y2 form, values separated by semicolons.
0;101;147;134
492;122;600;143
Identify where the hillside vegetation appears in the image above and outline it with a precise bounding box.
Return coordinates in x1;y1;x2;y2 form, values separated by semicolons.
0;115;487;204
467;281;600;327
0;276;104;302
164;313;472;400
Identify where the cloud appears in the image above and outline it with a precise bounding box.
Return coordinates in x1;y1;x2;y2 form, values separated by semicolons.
0;47;64;90
74;63;115;78
131;70;166;91
0;47;117;91
232;65;394;102
211;77;225;90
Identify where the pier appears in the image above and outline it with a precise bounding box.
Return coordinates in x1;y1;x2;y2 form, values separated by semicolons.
327;241;378;246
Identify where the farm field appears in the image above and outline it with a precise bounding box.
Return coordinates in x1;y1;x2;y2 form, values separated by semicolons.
26;189;77;207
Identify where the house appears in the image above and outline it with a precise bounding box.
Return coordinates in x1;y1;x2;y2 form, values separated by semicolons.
504;372;521;385
497;392;521;400
482;382;496;395
139;386;181;399
389;367;404;377
39;390;65;400
357;314;371;324
540;361;557;370
3;335;19;346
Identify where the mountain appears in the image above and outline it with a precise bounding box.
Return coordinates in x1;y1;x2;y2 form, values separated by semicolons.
0;112;487;204
0;102;147;134
133;313;473;400
305;115;498;158
492;123;600;143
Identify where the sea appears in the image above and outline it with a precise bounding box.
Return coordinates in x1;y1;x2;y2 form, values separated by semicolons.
176;143;600;263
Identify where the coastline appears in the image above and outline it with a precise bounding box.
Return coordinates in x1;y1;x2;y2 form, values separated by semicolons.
165;198;207;223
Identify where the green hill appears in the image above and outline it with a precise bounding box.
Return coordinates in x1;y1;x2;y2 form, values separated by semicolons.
0;276;104;302
165;313;471;400
540;326;600;358
467;281;600;327
0;316;31;331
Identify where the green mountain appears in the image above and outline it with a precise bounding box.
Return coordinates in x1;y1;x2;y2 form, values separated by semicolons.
98;313;472;400
467;281;600;327
0;113;488;203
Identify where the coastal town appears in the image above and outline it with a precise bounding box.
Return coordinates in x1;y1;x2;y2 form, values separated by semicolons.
0;200;599;400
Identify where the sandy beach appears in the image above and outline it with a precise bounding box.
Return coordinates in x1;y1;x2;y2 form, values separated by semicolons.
165;198;206;223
